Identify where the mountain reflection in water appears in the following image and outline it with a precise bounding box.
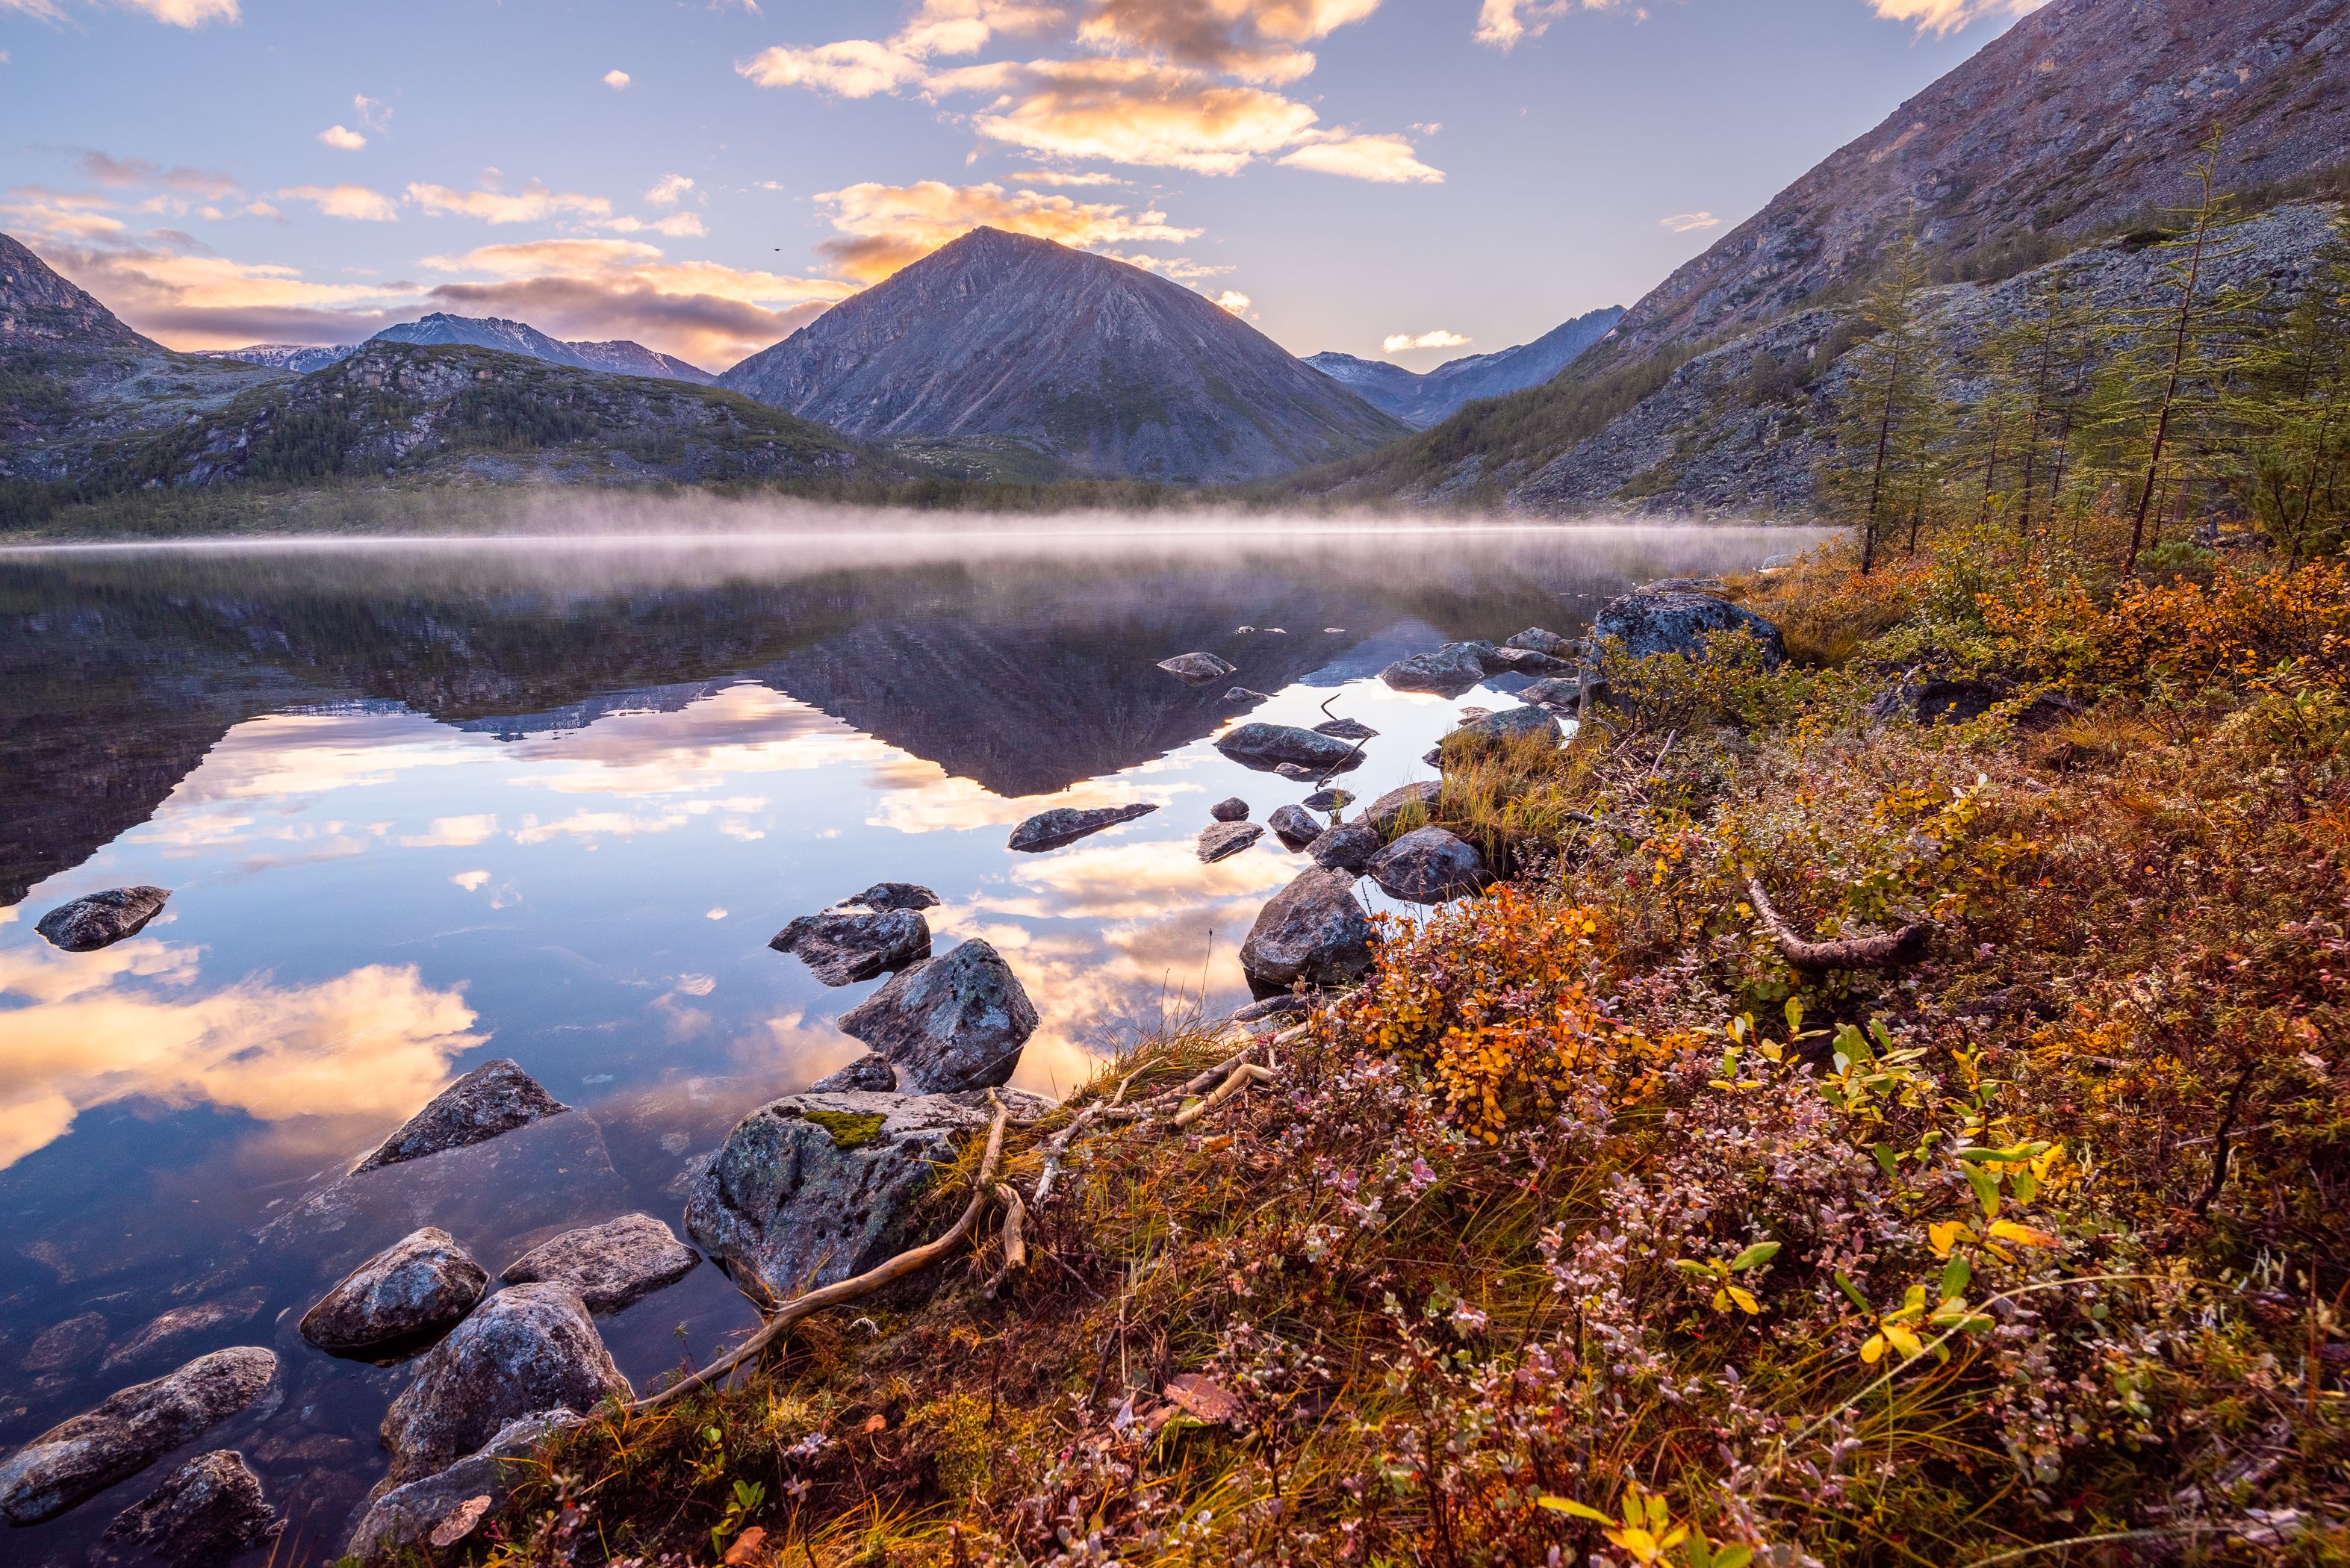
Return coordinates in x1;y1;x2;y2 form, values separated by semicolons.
0;523;1815;1562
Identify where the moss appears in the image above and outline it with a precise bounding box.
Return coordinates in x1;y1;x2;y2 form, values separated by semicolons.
802;1110;889;1150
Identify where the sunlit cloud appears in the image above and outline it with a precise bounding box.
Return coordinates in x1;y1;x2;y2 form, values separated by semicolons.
451;870;491;891
400;814;501;848
603;68;632;89
279;183;400;222
352;93;391;132
13;233;404;348
1077;0;1382;85
1278;130;1443;184
1384;328;1470;351
405;179;613;224
966;57;1321;173
599;211;708;237
813;177;1200;281
1867;0;2044;34
646;174;696;205
1213;289;1251;314
513;809;692;845
1473;0;1635;49
317;124;367;151
1659;211;1720;232
1;0;240;26
72;149;237;199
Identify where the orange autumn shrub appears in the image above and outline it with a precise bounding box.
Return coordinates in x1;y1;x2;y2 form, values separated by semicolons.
1983;557;2350;694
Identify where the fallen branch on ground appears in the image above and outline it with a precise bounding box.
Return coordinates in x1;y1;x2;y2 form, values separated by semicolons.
1745;874;1933;973
984;1183;1028;1299
1033;1067;1140;1206
1172;1062;1278;1128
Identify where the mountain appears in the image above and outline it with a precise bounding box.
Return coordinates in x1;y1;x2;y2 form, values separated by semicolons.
367;314;713;384
718;227;1408;484
1305;307;1625;428
1314;0;2350;514
2;233;156;351
201;343;357;374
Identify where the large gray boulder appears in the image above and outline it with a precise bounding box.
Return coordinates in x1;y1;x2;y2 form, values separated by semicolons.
355;1060;568;1174
1214;724;1362;773
344;1411;578;1564
769;906;930;986
1007;803;1157;852
99;1449;276;1567
299;1228;488;1356
808;1053;898;1092
1197;821;1263;862
839;882;939;912
1379;644;1491;694
684;1089;1051;1301
1239;868;1374;998
0;1346;278;1525
1307;821;1381;874
1368;827;1492;904
1519;676;1583;711
1157;652;1236;685
500;1213;698;1315
1485;646;1571;675
839;939;1037;1093
34;886;170;952
1360;781;1441;834
1266;804;1323;851
1453;706;1561;747
1591;585;1784;668
377;1283;629;1491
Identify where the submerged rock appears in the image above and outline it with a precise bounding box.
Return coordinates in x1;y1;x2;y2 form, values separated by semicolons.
839;939;1038;1093
1312;716;1378;741
837;882;939;912
299;1228;488;1357
1307;821;1381;874
770;906;931;987
1209;797;1250;822
99;1449;276;1567
102;1288;270;1373
355;1060;568;1175
20;1312;108;1373
1368;827;1492;904
1301;788;1353;812
0;1346;278;1525
1591;585;1784;668
808;1054;898;1093
1266;803;1323;851
1378;644;1490;695
1360;781;1441;834
34;886;171;953
1198;821;1264;862
500;1213;698;1315
1007;803;1157;853
1215;723;1362;773
1505;627;1575;656
1239;868;1374;997
377;1283;629;1491
344;1411;578;1564
1157;652;1237;685
686;1089;1052;1301
1485;646;1571;675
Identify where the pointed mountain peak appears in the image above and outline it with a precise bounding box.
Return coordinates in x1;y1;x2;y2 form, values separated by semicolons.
0;231;158;352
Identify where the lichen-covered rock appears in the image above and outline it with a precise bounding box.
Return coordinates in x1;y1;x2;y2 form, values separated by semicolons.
769;906;931;986
1359;781;1442;834
299;1228;487;1356
1378;644;1490;695
1209;797;1250;822
838;883;939;912
1157;652;1236;685
684;1089;1051;1302
1519;676;1583;710
1505;627;1574;656
1485;646;1571;675
1453;706;1561;747
34;886;170;952
838;939;1038;1093
1214;724;1362;773
1368;827;1492;904
1312;716;1378;741
0;1346;277;1525
99;1449;276;1567
355;1060;568;1175
1590;585;1784;668
1266;803;1323;851
376;1284;629;1491
808;1053;898;1093
344;1411;579;1564
500;1214;698;1315
1239;868;1374;998
1007;803;1157;853
1307;821;1381;874
1198;821;1264;862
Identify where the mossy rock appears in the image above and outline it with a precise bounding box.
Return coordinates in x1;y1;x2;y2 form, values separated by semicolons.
801;1109;888;1150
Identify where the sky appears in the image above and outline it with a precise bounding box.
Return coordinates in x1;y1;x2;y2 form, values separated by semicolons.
1;0;2046;375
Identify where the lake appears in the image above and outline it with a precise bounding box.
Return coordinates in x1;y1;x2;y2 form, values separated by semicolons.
0;520;1814;1562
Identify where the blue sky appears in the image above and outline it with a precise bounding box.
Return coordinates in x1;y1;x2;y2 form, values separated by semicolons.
1;0;2041;372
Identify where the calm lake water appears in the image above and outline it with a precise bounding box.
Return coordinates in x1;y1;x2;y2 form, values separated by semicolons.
0;522;1812;1563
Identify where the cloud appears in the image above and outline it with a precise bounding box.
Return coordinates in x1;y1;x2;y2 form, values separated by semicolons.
73;149;237;199
1278;130;1443;183
1077;0;1381;85
1473;0;1631;49
603;68;632;89
646;173;696;205
352;93;391;132
317;124;367;152
1659;211;1720;232
969;56;1328;174
279;183;400;222
1213;288;1251;314
600;211;708;237
1383;328;1469;351
405;179;613;224
739;37;936;97
1866;0;2045;34
813;177;1200;281
3;0;239;25
1007;167;1126;186
450;870;491;891
13;233;408;346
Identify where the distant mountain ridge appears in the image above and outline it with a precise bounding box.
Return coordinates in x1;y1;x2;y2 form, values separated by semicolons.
718;227;1408;483
199;315;716;385
198;343;355;375
1305;307;1624;427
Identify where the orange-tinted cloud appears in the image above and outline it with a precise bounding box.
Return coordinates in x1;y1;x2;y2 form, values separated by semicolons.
1078;0;1381;84
279;183;400;221
1866;0;2045;34
814;178;1201;281
405;179;613;224
4;0;239;27
1278;130;1443;184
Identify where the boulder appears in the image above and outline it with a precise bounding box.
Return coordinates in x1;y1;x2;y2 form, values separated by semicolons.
355;1060;568;1175
377;1283;629;1491
1368;827;1491;904
1378;644;1490;696
1238;868;1374;998
34;886;171;953
500;1214;699;1315
1485;646;1571;676
1157;652;1236;685
1519;676;1583;711
299;1228;488;1357
1301;788;1353;812
1266;804;1323;851
1307;821;1381;874
1505;627;1575;656
685;1089;1052;1302
1223;686;1273;702
99;1450;276;1567
769;906;931;987
1275;762;1322;781
808;1054;898;1092
1213;724;1361;773
1590;585;1784;668
1231;994;1308;1025
838;939;1037;1093
1454;706;1561;747
1360;781;1441;834
1209;797;1250;822
838;882;939;912
1198;821;1264;863
0;1346;278;1525
1313;717;1378;742
102;1288;270;1372
344;1411;579;1564
1007;803;1157;853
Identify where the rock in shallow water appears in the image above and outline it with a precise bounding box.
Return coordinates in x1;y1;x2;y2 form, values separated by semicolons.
1505;627;1574;656
1368;827;1492;904
1485;646;1570;675
769;906;931;986
500;1213;698;1315
34;886;171;953
1007;803;1157;853
1312;717;1378;741
21;1311;108;1373
1519;676;1582;710
1379;644;1490;695
1266;803;1323;851
299;1228;487;1357
1197;821;1263;862
1454;706;1561;747
838;882;939;912
1359;781;1441;834
0;1346;278;1525
808;1053;898;1092
1209;797;1250;822
377;1283;629;1493
344;1410;578;1563
1157;652;1236;685
355;1059;568;1175
1214;724;1362;773
99;1449;276;1567
1307;821;1381;874
839;939;1037;1093
1239;868;1373;998
102;1288;270;1373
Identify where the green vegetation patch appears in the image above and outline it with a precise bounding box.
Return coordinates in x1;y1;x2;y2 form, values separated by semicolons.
801;1109;888;1150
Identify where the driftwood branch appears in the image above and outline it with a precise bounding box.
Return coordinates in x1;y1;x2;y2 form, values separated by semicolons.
984;1183;1028;1299
1745;874;1932;974
1033;1068;1140;1207
1172;1062;1278;1129
635;1092;1011;1411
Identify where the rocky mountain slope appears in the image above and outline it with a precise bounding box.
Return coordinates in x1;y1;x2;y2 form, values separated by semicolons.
1313;0;2350;514
718;227;1408;484
199;343;358;375
370;314;714;384
1305;307;1624;427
